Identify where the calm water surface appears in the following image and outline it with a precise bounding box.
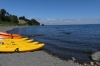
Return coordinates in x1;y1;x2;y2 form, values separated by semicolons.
8;24;100;62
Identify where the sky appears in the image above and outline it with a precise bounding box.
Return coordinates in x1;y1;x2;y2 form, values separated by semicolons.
0;0;100;25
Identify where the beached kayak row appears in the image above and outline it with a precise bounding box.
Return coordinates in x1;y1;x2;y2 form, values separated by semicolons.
0;31;45;53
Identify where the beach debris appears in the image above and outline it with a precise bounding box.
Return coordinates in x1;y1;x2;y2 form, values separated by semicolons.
84;63;86;66
71;57;76;61
90;61;94;66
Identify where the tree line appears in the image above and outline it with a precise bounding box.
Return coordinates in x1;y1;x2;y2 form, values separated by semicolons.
0;9;40;26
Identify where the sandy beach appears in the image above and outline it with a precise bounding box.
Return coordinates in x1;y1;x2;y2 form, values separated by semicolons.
0;26;92;66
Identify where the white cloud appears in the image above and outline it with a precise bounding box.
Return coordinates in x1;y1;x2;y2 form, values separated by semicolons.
35;18;100;25
47;19;56;20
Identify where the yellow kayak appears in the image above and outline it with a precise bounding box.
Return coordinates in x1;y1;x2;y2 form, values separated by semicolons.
0;37;28;40
0;39;34;43
0;41;39;45
0;38;32;41
0;43;44;53
17;41;38;44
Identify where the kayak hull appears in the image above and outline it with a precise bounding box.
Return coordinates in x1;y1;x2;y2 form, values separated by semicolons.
0;43;44;53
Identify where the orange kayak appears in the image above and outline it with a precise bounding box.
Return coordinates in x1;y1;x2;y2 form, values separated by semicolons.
11;34;21;37
0;35;22;39
0;32;21;36
0;32;11;35
0;35;11;39
0;32;22;39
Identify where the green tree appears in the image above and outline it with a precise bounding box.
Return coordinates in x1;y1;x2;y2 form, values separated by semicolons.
5;12;11;22
26;19;40;26
0;9;6;15
11;15;19;23
5;16;11;22
0;9;7;21
27;20;32;25
19;16;25;20
31;19;40;25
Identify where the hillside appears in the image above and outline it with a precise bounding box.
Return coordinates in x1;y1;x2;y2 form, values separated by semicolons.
18;20;26;24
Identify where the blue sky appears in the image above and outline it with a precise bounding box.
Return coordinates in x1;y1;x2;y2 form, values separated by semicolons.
0;0;100;25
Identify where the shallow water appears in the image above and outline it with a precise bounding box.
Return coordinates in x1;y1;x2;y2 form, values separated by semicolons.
8;24;100;62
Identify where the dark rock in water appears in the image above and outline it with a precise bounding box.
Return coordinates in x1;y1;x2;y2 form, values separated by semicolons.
65;32;71;35
63;32;72;35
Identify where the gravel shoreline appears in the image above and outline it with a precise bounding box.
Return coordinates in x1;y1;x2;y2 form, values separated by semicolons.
0;26;92;66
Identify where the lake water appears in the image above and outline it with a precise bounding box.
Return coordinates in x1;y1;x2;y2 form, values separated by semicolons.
8;24;100;62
